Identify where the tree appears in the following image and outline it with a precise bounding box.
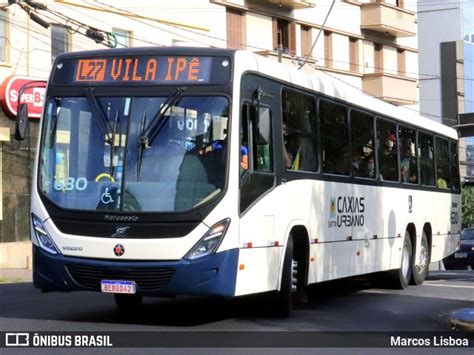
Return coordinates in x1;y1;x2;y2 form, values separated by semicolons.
462;184;474;227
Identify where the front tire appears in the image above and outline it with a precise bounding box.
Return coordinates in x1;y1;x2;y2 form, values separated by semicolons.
411;231;429;285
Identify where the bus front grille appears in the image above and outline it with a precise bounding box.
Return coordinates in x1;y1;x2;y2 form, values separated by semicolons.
66;264;175;291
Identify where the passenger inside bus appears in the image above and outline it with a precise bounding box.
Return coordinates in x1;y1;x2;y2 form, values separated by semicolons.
437;168;448;189
401;145;417;183
283;122;300;170
241;127;249;171
379;132;398;181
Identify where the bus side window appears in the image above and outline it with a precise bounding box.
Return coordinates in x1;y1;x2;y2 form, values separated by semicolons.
320;99;349;175
281;90;318;172
418;132;435;186
399;125;418;184
376;119;398;182
450;141;460;192
435;137;450;189
254;107;272;172
351;110;375;179
240;104;249;174
241;103;273;174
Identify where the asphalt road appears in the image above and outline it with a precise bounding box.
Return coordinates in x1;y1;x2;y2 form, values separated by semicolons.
0;270;472;334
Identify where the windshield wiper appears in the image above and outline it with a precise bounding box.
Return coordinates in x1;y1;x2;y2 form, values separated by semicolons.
138;88;184;149
136;88;185;178
85;88;113;145
136;110;147;177
109;109;119;177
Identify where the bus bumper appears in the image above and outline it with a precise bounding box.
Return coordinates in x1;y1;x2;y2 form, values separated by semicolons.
32;245;239;298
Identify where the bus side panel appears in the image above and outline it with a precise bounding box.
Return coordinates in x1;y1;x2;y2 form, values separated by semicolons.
430;193;461;262
236;185;284;296
234;247;283;296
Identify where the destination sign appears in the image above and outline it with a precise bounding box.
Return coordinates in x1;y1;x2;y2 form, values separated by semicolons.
73;56;212;84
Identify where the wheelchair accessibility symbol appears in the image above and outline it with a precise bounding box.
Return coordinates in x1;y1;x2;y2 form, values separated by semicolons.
101;187;115;205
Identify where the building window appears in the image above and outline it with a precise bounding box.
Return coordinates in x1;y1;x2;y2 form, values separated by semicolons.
51;25;70;63
226;8;245;49
273;18;295;54
374;43;383;73
324;31;332;68
0;10;7;63
112;28;131;48
349;38;359;73
301;25;312;57
397;48;405;76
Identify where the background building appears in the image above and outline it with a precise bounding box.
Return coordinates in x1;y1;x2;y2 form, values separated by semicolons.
417;0;474;179
0;0;419;267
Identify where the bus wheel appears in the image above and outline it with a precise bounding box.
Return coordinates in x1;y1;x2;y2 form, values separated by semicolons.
114;294;143;312
411;231;429;285
270;236;295;318
387;231;412;289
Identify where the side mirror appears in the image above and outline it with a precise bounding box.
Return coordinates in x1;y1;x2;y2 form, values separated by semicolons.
15;103;29;141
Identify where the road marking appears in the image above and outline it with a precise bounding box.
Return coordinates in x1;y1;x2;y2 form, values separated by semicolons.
423;283;474;289
424;280;445;284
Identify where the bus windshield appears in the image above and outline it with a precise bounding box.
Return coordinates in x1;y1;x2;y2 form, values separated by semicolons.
39;94;229;213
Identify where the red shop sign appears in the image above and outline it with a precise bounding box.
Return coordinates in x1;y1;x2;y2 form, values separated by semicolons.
0;75;47;120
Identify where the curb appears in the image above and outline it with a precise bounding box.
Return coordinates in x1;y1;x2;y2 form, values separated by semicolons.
450;319;474;333
450;309;474;333
0;269;33;284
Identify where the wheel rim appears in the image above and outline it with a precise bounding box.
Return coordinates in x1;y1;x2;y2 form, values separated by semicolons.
416;241;428;274
291;259;298;292
401;241;410;278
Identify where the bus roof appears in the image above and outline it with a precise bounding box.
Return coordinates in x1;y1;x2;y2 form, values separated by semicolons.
54;46;456;140
234;50;458;140
54;46;236;60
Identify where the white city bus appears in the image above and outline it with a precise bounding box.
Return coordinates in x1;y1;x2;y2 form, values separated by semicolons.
20;47;461;316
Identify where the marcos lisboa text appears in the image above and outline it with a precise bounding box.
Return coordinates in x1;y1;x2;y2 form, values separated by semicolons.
391;335;470;347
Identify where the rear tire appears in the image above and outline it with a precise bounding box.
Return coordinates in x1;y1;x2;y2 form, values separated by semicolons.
387;231;412;289
411;231;429;285
114;294;143;313
270;236;295;318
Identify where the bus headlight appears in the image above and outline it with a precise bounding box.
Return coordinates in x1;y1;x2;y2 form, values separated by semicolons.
32;214;60;255
185;219;230;260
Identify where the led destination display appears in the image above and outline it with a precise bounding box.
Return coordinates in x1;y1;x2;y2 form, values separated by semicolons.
75;56;211;84
51;55;231;86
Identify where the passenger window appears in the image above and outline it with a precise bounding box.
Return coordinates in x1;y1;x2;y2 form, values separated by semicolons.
240;103;273;174
418;132;435;186
320;100;349;175
351;110;375;179
376;119;398;182
252;106;272;173
450;141;460;192
240;104;250;175
399;126;418;184
435;137;450;189
281;90;318;172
